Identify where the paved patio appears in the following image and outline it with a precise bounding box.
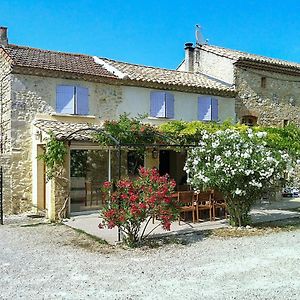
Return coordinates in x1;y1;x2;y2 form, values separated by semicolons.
63;197;300;244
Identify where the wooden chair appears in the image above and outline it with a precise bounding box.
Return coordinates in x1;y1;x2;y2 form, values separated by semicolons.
196;191;213;222
177;184;191;191
212;190;227;220
178;191;196;224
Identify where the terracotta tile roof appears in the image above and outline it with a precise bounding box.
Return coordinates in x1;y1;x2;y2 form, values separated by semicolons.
33;119;104;141
2;44;118;79
1;44;235;95
200;44;300;70
101;57;235;93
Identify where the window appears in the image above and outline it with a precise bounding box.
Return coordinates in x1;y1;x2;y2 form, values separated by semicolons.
241;115;258;126
261;77;266;88
150;91;174;118
198;96;218;121
283;119;289;127
56;85;89;115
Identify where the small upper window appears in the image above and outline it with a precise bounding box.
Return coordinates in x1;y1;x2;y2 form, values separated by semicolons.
56;85;89;115
198;96;218;121
150;91;174;118
241;115;258;126
283;119;289;127
261;77;266;88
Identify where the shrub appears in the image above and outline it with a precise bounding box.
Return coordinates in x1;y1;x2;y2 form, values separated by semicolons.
184;128;293;227
99;167;179;247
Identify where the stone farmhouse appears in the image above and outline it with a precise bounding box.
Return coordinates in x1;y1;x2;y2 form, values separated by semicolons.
0;27;235;219
179;42;300;126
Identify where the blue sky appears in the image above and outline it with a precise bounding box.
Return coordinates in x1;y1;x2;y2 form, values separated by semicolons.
2;0;300;69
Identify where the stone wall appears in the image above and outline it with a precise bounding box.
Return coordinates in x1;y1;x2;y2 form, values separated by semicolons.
235;68;300;126
4;73;123;215
0;55;13;213
0;55;11;154
0;155;12;213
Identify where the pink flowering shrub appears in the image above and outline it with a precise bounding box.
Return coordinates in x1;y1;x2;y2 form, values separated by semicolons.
99;167;179;247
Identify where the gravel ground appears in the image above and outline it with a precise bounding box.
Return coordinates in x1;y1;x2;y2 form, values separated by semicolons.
1;218;300;300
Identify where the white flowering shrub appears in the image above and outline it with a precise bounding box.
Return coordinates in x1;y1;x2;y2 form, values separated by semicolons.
184;129;293;226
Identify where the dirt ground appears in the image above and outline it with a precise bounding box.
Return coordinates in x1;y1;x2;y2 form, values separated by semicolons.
1;217;300;300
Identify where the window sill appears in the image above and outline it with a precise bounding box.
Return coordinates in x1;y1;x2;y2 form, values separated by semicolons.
147;117;175;121
51;113;96;119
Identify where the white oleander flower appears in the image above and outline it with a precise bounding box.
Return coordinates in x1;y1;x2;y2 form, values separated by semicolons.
256;131;267;138
235;188;242;195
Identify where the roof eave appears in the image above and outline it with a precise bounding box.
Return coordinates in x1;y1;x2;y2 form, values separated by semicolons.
0;46;14;66
10;65;120;84
120;78;236;97
234;59;300;76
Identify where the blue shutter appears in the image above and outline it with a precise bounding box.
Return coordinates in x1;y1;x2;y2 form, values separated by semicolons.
76;86;89;115
150;91;165;117
165;92;174;118
211;98;218;121
56;85;74;114
198;96;212;121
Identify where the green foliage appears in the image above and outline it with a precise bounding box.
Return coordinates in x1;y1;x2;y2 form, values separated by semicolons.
95;113;164;147
184;128;293;227
94;114;300;160
70;150;88;177
38;132;67;181
159;120;300;159
259;124;300;159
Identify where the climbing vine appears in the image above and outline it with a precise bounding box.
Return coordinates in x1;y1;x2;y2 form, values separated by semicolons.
95;113;164;146
39;132;68;180
39;117;300;181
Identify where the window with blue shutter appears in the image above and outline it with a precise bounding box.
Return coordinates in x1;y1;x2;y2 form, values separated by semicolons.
76;86;89;115
56;85;89;115
56;85;74;114
198;96;218;121
211;97;218;121
150;91;174;118
165;92;174;118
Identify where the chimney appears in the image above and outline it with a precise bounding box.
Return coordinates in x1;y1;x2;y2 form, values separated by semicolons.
0;27;8;47
184;42;194;72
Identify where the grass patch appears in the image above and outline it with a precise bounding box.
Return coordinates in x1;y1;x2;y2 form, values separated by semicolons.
70;227;108;245
212;217;300;238
254;217;300;231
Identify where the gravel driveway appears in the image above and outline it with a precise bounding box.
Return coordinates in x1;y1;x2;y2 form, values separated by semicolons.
1;220;300;300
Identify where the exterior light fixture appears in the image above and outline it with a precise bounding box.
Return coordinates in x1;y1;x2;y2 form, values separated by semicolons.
35;130;42;142
152;148;159;159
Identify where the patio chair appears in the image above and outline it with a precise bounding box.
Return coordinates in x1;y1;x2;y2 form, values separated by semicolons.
177;184;191;191
212;190;228;220
196;191;213;222
178;191;197;224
